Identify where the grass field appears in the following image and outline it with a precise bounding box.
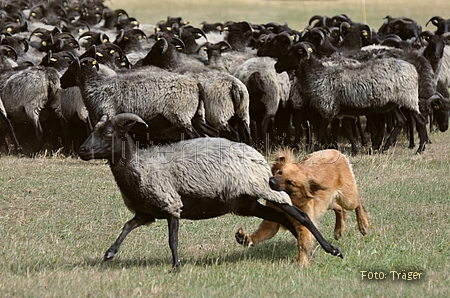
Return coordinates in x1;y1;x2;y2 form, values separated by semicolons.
1;0;450;297
106;0;450;34
1;128;450;297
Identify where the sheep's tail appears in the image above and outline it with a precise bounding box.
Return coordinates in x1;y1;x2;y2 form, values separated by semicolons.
47;68;63;111
193;83;219;137
231;81;251;128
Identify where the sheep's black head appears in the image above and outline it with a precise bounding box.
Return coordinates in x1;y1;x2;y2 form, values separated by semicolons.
428;95;450;132
274;41;315;73
79;113;148;161
60;57;99;89
420;31;450;66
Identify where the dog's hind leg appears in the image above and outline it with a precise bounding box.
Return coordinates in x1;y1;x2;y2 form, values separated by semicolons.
356;203;369;236
331;203;346;240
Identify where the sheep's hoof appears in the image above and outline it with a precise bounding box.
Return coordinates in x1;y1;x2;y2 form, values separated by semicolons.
103;249;117;261
169;262;181;273
235;228;253;247
330;244;344;259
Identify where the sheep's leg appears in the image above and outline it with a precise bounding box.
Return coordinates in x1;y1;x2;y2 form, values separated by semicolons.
411;111;427;154
404;110;416;149
167;216;180;273
342;117;358;155
234;117;252;145
0;112;22;154
276;203;343;258
191;113;219;138
103;213;155;261
356;116;368;146
260;113;271;149
369;114;385;151
32;119;44;153
382;107;406;152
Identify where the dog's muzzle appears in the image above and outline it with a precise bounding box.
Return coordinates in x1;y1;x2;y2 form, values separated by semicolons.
269;176;282;191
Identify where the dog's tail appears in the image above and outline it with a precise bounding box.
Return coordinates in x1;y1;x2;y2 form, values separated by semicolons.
271;147;296;174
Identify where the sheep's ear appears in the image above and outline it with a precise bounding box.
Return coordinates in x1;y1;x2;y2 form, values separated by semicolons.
306;179;327;197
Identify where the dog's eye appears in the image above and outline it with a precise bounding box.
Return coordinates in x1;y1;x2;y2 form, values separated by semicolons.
286;180;294;186
277;170;282;175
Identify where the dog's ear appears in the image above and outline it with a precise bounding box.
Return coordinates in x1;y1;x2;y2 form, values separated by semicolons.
306;179;327;197
275;155;286;164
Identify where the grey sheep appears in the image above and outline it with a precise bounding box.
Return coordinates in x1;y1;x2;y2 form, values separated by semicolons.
233;56;291;147
137;37;252;144
78;112;343;272
183;69;252;144
275;41;428;154
0;63;62;152
60;57;216;140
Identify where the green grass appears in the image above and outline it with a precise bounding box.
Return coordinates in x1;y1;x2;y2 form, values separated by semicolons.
107;0;450;34
1;129;450;297
1;0;450;296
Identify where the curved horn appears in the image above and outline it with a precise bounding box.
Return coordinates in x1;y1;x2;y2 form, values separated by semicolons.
0;44;18;61
426;16;445;27
217;40;232;51
78;31;95;40
172;37;185;51
308;15;323;26
112;113;148;128
115;29;125;43
19;38;29;52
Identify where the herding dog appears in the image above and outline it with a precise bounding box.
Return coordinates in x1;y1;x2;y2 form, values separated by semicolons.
236;148;369;266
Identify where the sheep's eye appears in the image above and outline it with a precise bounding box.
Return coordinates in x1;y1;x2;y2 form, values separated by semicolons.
286;180;294;186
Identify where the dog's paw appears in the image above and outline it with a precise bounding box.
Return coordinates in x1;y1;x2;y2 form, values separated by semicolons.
235;228;254;247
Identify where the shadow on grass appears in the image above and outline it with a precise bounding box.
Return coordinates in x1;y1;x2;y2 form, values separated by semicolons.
82;240;299;270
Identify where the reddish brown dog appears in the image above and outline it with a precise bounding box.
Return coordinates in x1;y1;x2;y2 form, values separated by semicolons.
236;148;369;266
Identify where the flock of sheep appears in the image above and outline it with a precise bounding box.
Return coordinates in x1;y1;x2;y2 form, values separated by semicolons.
0;0;449;157
1;0;450;270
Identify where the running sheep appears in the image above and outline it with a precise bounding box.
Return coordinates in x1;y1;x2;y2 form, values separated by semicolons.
78;112;343;272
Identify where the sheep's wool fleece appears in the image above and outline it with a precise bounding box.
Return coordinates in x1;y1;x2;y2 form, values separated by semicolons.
133;138;292;217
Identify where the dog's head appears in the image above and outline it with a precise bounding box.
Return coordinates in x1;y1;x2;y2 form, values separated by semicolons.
269;163;327;199
271;147;297;175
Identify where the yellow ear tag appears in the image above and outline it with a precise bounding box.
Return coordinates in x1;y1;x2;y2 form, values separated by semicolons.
103;38;109;43
6;27;12;32
96;52;104;57
50;58;57;62
92;60;98;66
308;47;313;53
156;27;161;32
124;37;129;41
167;27;172;31
132;21;139;25
203;47;208;51
42;41;47;46
79;28;84;33
298;49;303;54
138;35;143;40
109;50;115;55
